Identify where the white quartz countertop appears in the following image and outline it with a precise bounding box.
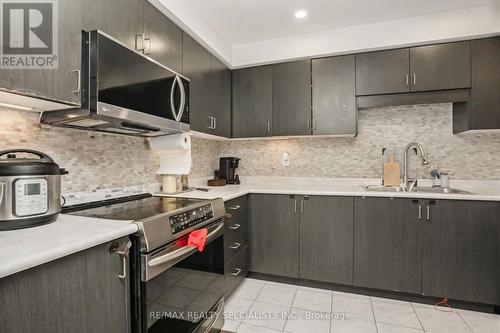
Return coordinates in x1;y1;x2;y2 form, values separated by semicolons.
0;214;137;278
169;177;500;202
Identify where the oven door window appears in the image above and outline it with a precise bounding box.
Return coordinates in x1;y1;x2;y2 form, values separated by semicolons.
144;235;224;332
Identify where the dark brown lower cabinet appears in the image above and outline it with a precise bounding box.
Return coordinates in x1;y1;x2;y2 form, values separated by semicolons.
0;237;131;333
224;196;249;297
299;196;354;285
353;197;423;294
422;200;500;305
249;194;299;278
224;246;249;298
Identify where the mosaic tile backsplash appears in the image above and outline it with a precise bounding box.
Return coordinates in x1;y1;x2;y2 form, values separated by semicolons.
219;103;500;180
2;102;500;196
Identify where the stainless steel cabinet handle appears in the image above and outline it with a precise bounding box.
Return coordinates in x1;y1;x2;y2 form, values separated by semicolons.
207;116;213;129
144;36;152;55
71;69;81;94
426;206;431;221
213;117;217;129
232;268;242;276
228;224;241;230
417;205;422;220
227;205;241;210
229;242;241;249
405;74;409;86
115;240;131;279
135;33;146;52
307;118;311;129
300;200;305;213
267;121;271;134
294;199;297;213
413;73;416;86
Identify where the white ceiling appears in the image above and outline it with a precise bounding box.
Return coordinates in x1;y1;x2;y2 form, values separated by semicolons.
184;0;498;45
152;0;500;67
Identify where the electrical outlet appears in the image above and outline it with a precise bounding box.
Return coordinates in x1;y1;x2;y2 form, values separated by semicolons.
282;152;290;166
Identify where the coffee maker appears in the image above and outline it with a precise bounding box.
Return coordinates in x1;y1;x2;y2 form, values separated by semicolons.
218;157;241;185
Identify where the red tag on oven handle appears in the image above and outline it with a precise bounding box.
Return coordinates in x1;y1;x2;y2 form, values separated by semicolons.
188;228;208;252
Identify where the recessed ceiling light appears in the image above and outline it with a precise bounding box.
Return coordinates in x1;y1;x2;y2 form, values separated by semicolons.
294;10;307;19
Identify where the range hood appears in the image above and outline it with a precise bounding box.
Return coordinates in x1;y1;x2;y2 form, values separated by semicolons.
40;30;190;137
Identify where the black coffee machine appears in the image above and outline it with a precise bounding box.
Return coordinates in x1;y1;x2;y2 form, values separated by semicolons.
218;157;241;185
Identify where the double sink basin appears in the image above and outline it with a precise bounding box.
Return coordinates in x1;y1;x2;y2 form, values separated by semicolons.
362;185;475;195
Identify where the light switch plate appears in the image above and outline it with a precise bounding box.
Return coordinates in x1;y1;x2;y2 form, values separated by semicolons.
282;152;290;166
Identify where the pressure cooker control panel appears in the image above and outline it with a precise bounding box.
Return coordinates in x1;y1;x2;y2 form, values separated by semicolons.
14;178;48;217
169;204;214;234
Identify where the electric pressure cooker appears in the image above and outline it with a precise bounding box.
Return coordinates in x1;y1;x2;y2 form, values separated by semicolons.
0;149;68;231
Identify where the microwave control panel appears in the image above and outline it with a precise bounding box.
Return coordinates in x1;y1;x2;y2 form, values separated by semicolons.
169;204;214;234
14;178;49;217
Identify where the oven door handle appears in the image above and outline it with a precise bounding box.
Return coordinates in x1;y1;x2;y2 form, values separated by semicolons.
147;222;224;268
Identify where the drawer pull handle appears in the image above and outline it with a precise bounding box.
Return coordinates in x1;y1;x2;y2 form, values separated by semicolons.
225;213;233;219
229;242;241;249
232;268;242;276
228;205;241;210
229;224;241;230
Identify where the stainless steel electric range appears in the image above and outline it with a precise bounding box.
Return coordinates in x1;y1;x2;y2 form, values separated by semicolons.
64;194;226;333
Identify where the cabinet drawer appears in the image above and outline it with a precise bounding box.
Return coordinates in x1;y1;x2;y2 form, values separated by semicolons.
224;246;248;298
225;196;248;223
224;220;248;262
224;196;248;263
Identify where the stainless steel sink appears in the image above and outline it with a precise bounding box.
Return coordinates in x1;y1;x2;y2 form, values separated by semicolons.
362;185;474;195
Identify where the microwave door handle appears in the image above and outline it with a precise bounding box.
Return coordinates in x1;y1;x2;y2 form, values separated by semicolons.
147;222;224;268
0;182;5;206
170;75;179;121
176;76;186;121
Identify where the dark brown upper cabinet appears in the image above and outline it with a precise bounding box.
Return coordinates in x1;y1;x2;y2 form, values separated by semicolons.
182;33;212;134
143;1;183;73
271;61;312;136
410;41;471;92
82;0;144;50
355;49;410;95
232;66;273;138
312;55;357;136
208;56;232;137
469;37;500;130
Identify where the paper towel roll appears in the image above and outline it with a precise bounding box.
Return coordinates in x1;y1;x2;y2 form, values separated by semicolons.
150;133;192;175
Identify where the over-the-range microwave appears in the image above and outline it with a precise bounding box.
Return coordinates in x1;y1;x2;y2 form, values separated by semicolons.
41;30;190;136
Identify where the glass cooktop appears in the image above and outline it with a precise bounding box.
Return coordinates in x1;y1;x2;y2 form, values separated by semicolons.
63;194;206;221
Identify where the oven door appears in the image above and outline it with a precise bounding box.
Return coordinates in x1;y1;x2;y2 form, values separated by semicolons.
137;220;224;333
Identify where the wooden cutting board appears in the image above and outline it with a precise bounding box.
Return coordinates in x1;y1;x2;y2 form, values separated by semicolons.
384;156;401;187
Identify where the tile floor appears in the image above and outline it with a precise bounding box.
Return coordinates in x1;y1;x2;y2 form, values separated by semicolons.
222;278;500;333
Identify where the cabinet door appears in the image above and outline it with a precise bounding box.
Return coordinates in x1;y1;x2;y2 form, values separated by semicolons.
249;194;299;277
82;0;144;49
272;60;311;136
0;0;82;104
182;33;212;133
410;41;471;92
300;196;354;285
232;66;272;138
0;238;130;333
422;200;500;305
354;197;422;293
312;55;356;135
470;37;500;130
143;1;182;73
51;0;82;104
210;56;232;137
355;49;410;95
